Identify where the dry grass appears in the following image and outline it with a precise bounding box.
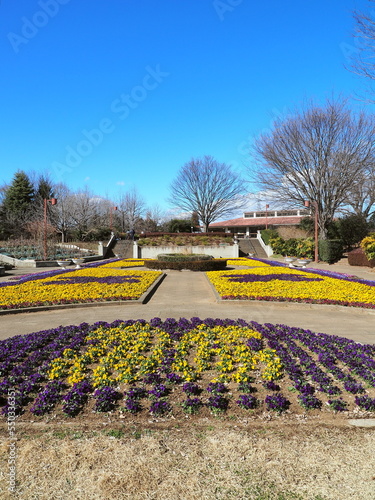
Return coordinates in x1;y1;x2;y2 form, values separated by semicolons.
1;418;374;499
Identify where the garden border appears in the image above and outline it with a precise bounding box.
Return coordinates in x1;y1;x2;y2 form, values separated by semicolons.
0;272;166;315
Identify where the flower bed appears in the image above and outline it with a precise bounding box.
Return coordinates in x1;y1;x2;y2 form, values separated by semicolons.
207;259;375;308
0;260;161;310
1;318;374;420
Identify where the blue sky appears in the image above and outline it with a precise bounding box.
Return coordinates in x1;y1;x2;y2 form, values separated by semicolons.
0;0;372;214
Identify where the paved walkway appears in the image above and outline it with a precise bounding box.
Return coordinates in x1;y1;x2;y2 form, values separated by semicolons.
0;260;374;344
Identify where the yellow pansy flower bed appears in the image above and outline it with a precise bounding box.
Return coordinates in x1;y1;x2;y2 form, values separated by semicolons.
99;258;147;268
0;266;161;310
206;266;375;308
226;257;271;267
48;321;282;388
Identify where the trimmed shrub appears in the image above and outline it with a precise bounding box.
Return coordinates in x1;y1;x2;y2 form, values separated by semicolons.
269;236;314;259
260;229;278;245
156;253;213;262
144;259;227;271
269;236;287;255
318;239;343;264
348;247;375;268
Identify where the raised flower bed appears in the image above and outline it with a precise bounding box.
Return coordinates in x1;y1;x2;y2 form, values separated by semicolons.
206;258;375;308
0;260;162;310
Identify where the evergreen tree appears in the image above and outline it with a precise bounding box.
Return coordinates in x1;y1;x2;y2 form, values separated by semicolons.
1;171;35;237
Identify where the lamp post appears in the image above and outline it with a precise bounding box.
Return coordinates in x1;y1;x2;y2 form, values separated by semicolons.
265;204;269;230
304;200;319;263
110;206;118;231
44;198;57;260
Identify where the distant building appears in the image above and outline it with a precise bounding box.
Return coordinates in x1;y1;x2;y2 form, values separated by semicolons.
209;209;310;236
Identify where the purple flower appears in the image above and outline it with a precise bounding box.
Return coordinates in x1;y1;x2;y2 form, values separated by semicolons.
93;386;121;412
206;395;229;413
30;380;65;416
236;394;258;410
124;397;142;413
246;337;263;351
327;398;348;412
206;382;227;394
148;384;169;399
297;394;322;410
166;372;183;384
263;381;280;391
182;397;202;414
265;394;290;413
149;400;171;416
182;382;201;395
126;387;147;400
62;380;92;417
355;395;375;411
343;380;365;394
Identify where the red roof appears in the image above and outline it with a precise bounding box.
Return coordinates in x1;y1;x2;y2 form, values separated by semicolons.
210;216;304;227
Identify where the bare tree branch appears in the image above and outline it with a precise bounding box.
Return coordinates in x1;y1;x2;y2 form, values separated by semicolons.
347;0;375;102
250;99;375;238
168;156;247;231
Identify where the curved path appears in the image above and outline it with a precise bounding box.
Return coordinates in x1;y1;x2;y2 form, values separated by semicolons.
0;265;374;344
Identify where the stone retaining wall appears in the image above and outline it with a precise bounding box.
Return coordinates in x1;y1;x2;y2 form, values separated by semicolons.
134;243;239;259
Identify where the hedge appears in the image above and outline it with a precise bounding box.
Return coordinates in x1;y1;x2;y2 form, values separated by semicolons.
144;259;228;271
348;248;375;268
156;253;213;262
318;239;343;264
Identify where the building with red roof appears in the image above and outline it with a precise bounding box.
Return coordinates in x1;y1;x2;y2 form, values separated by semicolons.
209;209;310;236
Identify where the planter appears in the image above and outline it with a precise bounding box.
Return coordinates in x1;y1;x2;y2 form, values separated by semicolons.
56;260;71;269
284;257;296;263
297;259;311;266
72;258;85;268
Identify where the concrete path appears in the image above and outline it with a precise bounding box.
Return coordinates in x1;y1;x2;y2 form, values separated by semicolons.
0;261;374;344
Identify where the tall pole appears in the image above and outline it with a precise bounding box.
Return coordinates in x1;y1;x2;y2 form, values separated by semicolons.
313;201;319;263
43;199;48;261
265;204;269;230
304;200;318;263
43;198;57;260
110;206;118;231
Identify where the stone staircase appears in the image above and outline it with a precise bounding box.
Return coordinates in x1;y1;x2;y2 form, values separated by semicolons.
109;239;134;258
238;238;268;259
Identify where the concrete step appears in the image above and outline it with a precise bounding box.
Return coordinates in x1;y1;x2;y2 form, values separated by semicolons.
111;239;133;258
238;238;267;258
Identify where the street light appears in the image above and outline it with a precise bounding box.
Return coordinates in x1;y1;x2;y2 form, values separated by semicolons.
304;200;318;263
110;206;118;231
265;204;269;230
44;198;57;260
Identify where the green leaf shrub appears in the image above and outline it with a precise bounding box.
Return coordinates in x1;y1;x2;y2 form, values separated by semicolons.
361;234;375;261
318;240;343;264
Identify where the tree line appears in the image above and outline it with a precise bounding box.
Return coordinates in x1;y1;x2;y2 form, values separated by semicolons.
0;172;172;242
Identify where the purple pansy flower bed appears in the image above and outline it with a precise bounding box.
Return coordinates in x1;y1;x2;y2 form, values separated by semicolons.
225;273;323;283
0;317;374;420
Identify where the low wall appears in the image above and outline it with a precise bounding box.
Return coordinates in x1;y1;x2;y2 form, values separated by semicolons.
0;254;104;268
134;243;239;259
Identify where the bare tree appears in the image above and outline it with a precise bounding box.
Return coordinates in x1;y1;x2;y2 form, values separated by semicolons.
117;188;146;232
53;183;74;242
343;162;375;218
348;0;375;101
250;99;375;238
168;156;246;232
